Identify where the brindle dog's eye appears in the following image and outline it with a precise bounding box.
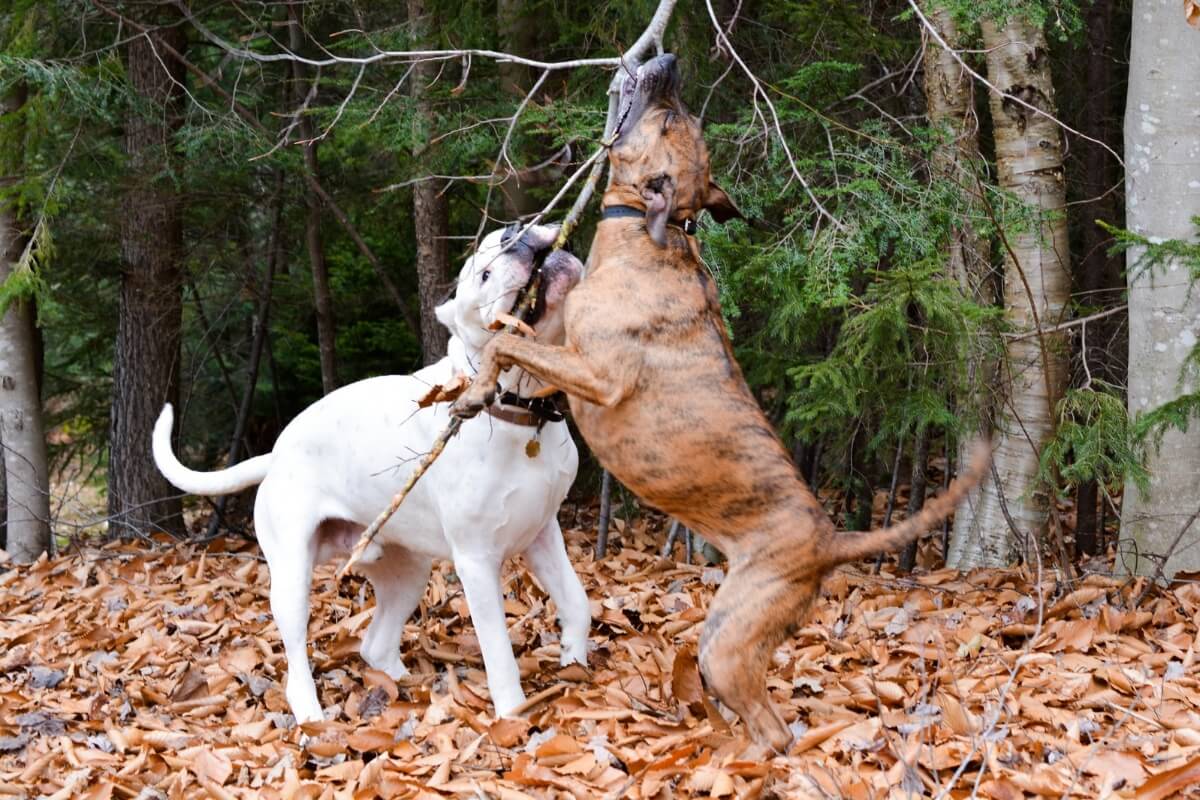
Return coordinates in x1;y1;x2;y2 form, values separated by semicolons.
481;270;490;284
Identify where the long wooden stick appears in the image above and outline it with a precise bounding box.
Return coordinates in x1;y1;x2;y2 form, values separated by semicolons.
338;0;668;578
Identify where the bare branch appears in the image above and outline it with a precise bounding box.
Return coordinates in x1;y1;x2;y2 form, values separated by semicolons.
174;1;621;73
703;0;844;231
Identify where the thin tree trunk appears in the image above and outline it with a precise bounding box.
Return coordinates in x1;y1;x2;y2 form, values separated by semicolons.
595;469;613;559
0;84;51;561
497;0;543;217
206;172;285;538
920;4;999;566
409;0;451;365
1119;0;1200;580
108;11;187;539
899;429;930;572
947;15;1071;568
289;7;338;394
1074;0;1119;557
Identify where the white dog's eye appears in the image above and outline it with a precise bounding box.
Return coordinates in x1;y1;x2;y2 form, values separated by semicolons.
481;270;491;284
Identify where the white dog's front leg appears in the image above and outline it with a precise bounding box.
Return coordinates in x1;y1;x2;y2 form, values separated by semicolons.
453;554;526;716
524;519;591;666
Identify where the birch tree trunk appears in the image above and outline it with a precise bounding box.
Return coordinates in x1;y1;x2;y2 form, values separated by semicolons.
108;10;187;538
409;0;451;365
289;7;338;394
946;15;1070;568
0;85;51;561
1119;0;1200;579
918;5;998;564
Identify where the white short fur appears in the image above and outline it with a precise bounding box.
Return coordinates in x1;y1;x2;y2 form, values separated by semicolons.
153;225;589;723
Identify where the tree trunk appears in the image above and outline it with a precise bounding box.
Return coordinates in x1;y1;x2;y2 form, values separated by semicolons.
496;0;541;217
946;15;1071;568
1119;0;1200;580
0;85;51;561
1074;0;1120;557
409;0;451;365
899;429;930;572
108;11;187;539
919;4;1000;567
289;8;338;393
206;172;285;538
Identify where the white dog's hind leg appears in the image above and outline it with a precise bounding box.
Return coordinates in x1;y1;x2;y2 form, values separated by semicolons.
259;508;323;724
359;548;433;680
524;519;590;666
453;553;526;717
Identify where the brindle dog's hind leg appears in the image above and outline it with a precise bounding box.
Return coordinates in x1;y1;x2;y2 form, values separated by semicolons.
451;333;637;416
698;553;822;752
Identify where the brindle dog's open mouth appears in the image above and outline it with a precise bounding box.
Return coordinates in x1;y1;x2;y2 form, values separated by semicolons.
615;53;682;140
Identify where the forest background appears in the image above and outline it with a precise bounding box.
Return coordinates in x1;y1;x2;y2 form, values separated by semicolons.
1;0;1198;584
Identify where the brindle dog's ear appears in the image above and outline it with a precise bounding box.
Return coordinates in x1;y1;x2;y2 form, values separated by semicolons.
704;181;743;223
642;177;675;248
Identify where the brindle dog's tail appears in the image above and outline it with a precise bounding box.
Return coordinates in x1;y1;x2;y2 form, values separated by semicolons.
821;439;992;568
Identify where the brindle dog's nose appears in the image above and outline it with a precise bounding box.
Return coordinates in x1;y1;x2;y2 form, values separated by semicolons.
637;53;680;101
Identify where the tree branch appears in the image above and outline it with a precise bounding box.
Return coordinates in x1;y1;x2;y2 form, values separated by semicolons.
703;0;843;231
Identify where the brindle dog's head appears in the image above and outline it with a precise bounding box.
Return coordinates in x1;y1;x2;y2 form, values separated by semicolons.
608;54;741;247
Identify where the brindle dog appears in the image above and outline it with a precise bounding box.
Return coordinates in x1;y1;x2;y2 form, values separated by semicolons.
452;54;990;751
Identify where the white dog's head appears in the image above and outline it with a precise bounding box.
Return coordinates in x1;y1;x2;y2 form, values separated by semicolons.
435;223;584;353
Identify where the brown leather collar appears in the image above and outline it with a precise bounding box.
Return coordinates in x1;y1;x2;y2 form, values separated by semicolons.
484;405;541;427
482;391;565;428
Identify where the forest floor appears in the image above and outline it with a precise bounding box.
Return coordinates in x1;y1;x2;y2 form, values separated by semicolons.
2;517;1200;799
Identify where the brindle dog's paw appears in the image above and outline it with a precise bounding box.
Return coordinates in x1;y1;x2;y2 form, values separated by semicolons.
450;388;494;419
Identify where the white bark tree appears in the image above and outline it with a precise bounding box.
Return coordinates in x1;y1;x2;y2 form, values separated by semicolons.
917;4;997;564
0;86;52;562
1119;0;1200;578
945;14;1071;568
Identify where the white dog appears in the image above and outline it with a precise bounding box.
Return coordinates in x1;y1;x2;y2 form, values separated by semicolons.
153;224;589;723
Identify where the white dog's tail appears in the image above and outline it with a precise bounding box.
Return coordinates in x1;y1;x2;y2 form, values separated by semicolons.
153;404;272;496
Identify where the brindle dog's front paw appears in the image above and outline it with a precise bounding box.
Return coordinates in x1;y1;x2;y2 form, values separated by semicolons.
450;386;495;419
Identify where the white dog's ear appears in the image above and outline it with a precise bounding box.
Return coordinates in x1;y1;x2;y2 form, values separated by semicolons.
435;298;458;336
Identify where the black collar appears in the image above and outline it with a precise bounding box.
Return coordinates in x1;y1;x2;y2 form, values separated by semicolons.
497;390;565;424
602;204;698;236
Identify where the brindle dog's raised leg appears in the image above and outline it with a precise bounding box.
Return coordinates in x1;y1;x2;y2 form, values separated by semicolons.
452;333;636;416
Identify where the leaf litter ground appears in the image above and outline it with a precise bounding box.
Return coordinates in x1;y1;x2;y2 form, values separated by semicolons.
3;519;1200;799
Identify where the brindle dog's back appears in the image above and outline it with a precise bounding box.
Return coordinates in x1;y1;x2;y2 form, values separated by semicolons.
568;223;808;542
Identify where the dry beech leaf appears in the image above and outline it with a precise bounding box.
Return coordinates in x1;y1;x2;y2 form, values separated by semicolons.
191;748;233;786
1136;753;1200;800
488;313;536;337
488;717;532;748
417;373;471;408
670;646;705;712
